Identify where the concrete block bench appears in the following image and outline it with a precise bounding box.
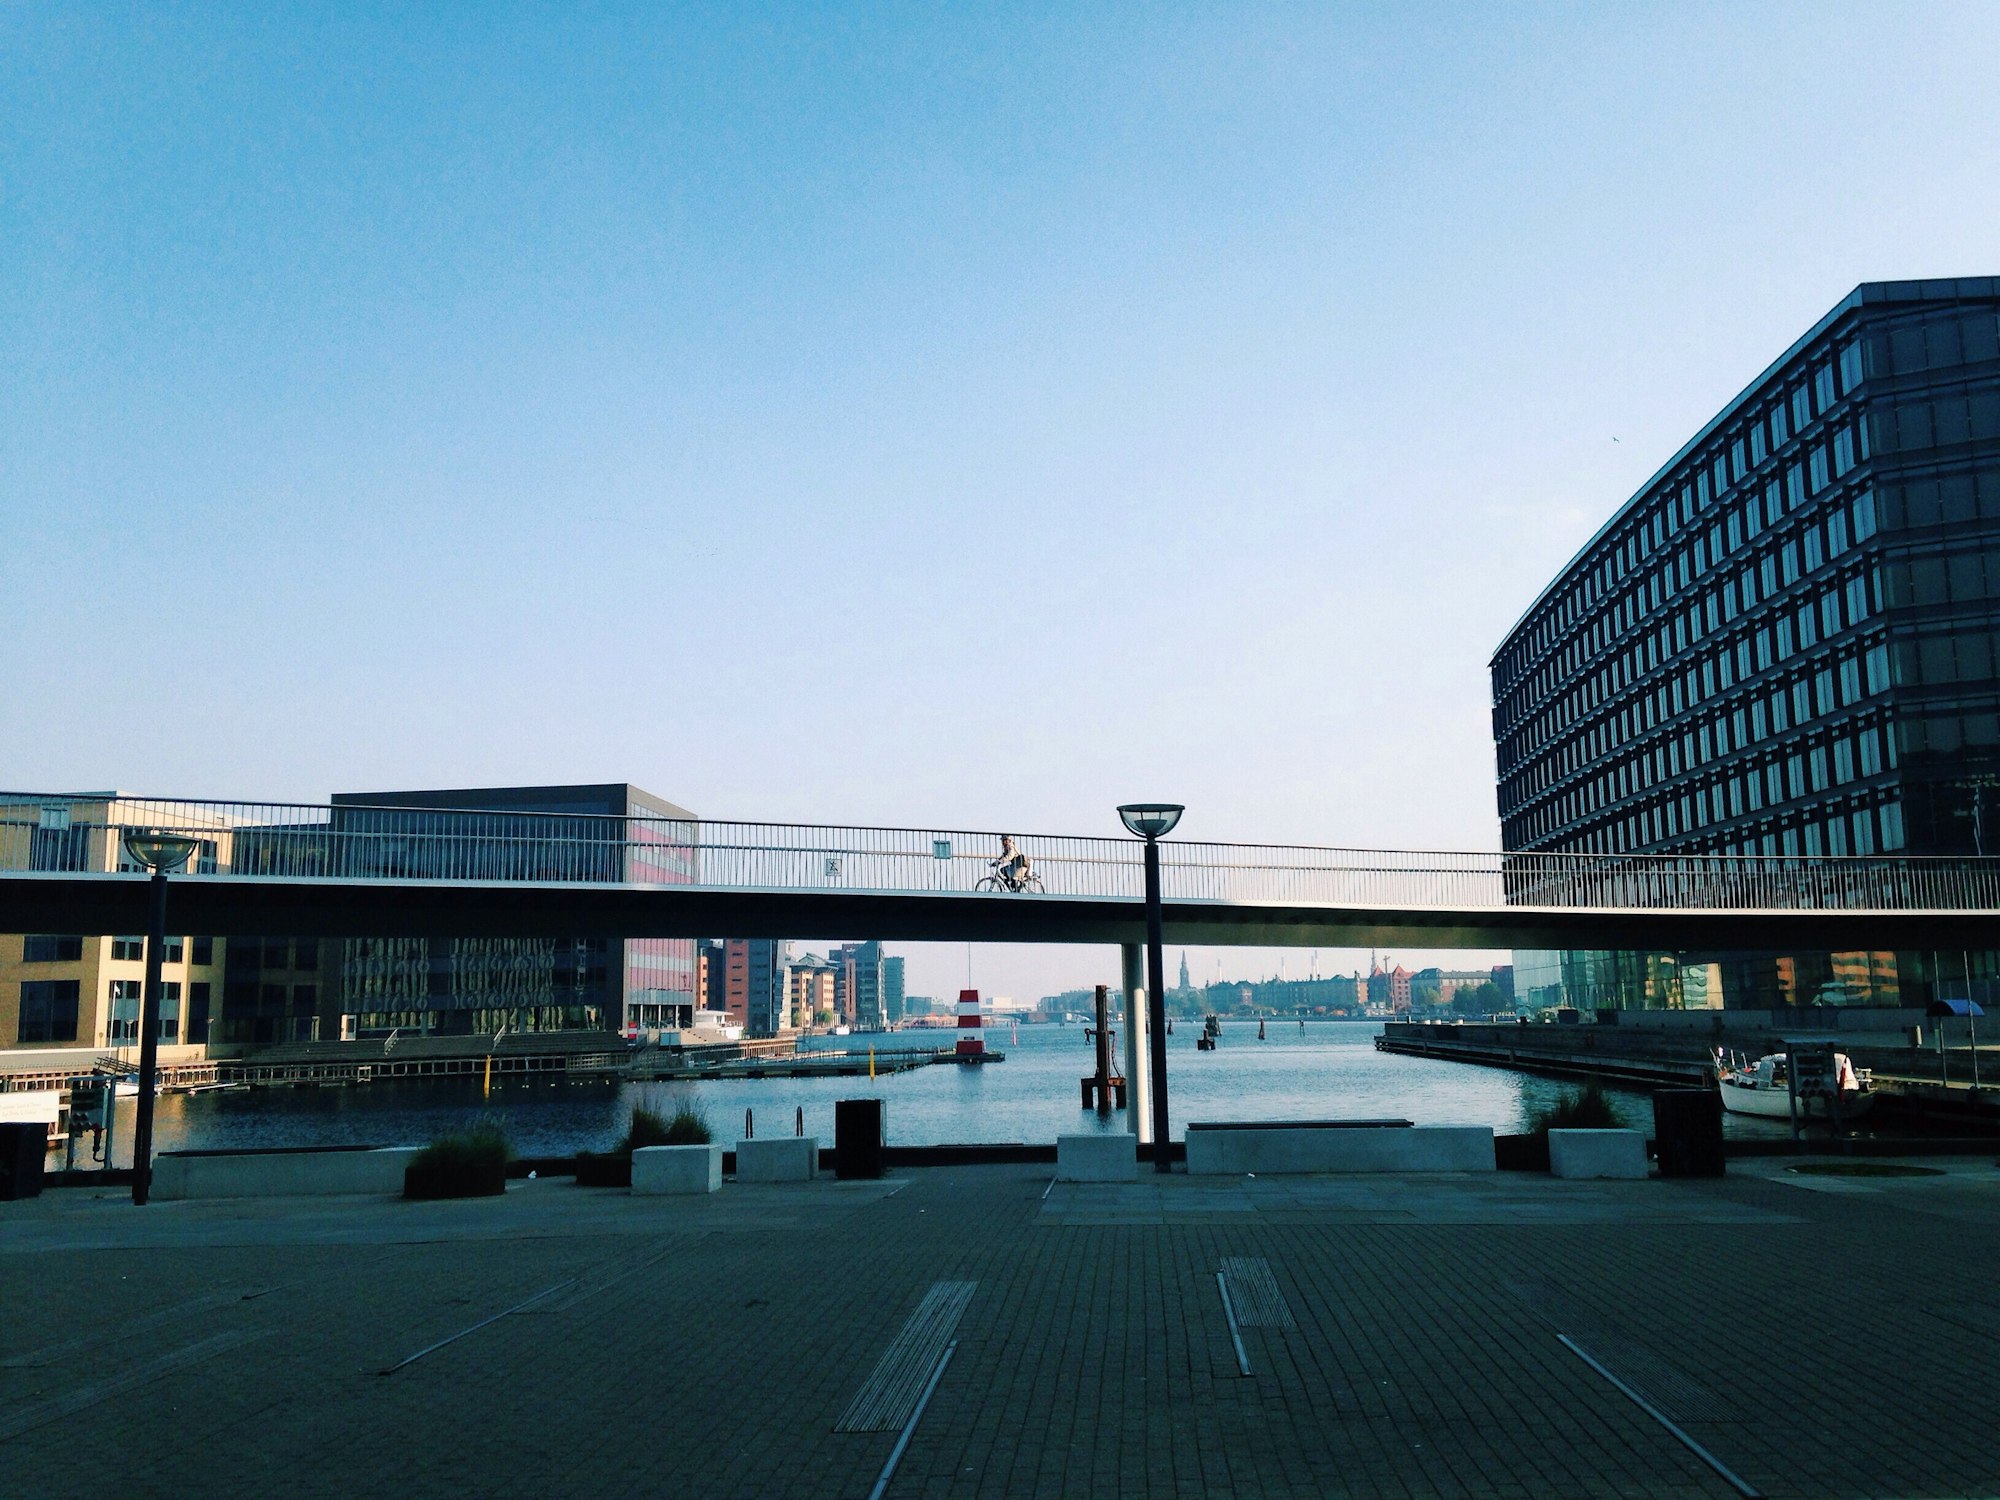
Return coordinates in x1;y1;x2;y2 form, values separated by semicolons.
1549;1129;1649;1180
152;1145;421;1200
633;1143;724;1194
1185;1121;1494;1175
735;1136;819;1182
1056;1134;1137;1182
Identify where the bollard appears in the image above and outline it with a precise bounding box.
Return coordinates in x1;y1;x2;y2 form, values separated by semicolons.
746;1107;754;1139
796;1106;804;1137
1652;1089;1725;1177
834;1098;886;1179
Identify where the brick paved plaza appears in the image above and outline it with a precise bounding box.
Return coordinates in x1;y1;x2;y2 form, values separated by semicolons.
3;1157;1997;1499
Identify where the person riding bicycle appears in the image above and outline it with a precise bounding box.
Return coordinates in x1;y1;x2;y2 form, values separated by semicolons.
991;835;1033;891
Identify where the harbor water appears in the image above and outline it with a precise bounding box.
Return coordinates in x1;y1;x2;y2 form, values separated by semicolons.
81;1019;1796;1168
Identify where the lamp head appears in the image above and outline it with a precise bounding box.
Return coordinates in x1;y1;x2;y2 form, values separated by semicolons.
123;829;200;873
1117;803;1184;840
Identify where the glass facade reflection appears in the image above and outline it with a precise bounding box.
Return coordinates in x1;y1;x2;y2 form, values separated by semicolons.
321;783;697;1037
1493;279;2000;1008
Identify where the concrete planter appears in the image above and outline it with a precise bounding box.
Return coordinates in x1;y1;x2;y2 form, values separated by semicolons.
152;1146;421;1201
1056;1134;1137;1182
735;1136;818;1182
633;1143;723;1195
1549;1129;1649;1180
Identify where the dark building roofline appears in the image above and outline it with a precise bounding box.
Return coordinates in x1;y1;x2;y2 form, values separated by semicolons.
332;783;698;820
1491;276;2000;663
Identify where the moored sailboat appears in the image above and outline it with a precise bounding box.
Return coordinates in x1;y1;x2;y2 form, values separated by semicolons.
1714;1049;1875;1120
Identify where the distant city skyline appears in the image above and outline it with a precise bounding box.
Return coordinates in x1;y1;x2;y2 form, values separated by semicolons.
6;7;1998;998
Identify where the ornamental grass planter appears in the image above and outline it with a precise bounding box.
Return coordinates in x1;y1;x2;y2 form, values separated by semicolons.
403;1125;510;1200
403;1157;507;1199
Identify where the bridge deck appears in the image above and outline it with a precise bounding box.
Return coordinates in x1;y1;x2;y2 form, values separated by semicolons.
3;867;1997;947
6;796;1998;946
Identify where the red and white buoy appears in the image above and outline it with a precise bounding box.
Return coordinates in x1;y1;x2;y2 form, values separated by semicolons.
955;988;985;1058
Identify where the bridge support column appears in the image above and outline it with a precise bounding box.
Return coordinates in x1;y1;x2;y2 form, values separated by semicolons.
1121;943;1150;1146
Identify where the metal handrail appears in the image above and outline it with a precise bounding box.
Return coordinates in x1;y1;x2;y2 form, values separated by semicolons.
3;793;1998;912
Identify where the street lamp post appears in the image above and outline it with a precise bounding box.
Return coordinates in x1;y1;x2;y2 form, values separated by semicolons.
122;829;200;1206
1118;803;1183;1173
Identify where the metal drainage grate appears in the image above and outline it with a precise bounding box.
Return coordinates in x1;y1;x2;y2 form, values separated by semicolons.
836;1280;977;1433
1220;1257;1297;1330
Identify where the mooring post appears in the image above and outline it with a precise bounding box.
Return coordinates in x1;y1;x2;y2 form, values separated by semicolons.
1083;983;1118;1114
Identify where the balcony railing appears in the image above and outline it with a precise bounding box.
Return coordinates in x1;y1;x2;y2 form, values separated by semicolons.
3;794;1998;912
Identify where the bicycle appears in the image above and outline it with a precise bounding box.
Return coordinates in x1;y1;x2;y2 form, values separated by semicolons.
975;868;1045;894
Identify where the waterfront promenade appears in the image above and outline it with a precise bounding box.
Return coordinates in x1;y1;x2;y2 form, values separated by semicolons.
4;1159;1997;1498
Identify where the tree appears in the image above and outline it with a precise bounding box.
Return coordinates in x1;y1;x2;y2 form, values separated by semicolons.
1452;981;1504;1015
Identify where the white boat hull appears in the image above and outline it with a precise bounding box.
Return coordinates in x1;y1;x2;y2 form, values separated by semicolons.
1718;1078;1876;1120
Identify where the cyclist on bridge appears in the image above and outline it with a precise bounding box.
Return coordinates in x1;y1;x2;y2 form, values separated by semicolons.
991;835;1033;892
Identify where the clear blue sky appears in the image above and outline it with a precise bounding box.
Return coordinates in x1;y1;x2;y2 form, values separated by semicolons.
6;4;1997;1000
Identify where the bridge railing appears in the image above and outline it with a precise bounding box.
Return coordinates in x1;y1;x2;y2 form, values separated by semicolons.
4;794;1999;911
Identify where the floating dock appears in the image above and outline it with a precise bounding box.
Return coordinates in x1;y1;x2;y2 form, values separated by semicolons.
627;1047;1002;1082
189;1033;1005;1090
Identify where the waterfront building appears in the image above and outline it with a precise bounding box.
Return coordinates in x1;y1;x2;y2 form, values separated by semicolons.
0;794;229;1050
828;950;853;1026
0;930;226;1052
695;939;727;1014
883;955;906;1025
718;937;789;1037
701;941;871;1034
221;934;329;1044
784;952;836;1030
1492;278;2000;1008
829;941;887;1028
326;784;698;1035
1366;960;1412;1012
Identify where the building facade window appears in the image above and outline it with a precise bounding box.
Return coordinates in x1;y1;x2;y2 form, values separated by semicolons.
17;980;80;1044
22;935;84;963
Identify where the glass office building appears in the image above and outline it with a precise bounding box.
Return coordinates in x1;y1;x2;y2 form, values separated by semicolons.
1492;278;2000;1008
323;783;698;1037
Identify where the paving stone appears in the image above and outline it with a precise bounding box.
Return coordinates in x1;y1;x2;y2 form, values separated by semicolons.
2;1161;1997;1497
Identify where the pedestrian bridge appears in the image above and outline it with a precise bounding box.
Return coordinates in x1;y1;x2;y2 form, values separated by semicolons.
3;794;1997;949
